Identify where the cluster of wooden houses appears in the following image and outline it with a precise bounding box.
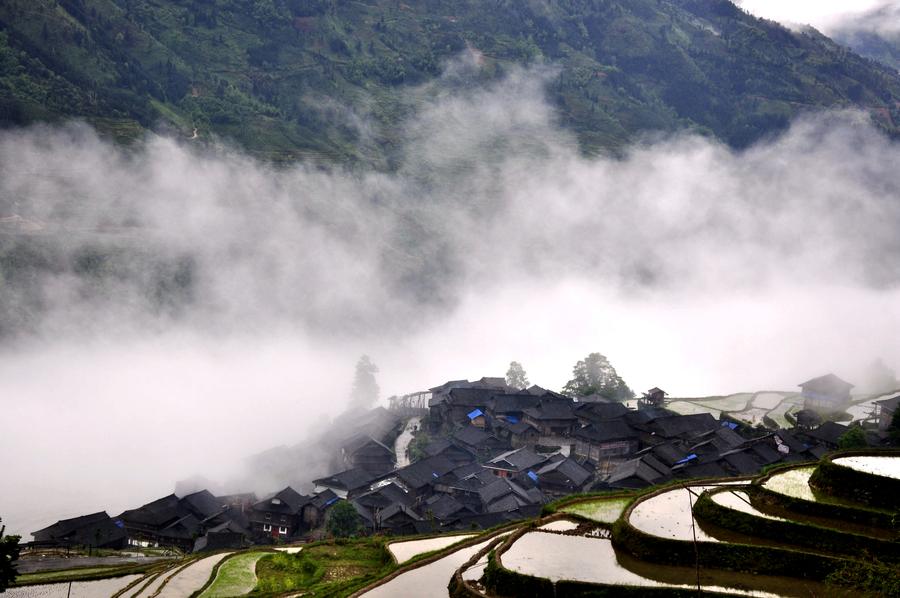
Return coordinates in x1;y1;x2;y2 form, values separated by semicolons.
29;374;900;552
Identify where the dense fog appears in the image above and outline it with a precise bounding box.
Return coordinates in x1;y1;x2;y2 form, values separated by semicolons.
2;56;900;538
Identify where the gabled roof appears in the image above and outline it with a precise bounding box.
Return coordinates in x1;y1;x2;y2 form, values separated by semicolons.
452;425;502;448
799;373;854;393
574;401;630;421
119;494;187;528
447;387;499;406
32;512;111;538
309;489;341;510
804;421;849;446
180;490;223;519
606;456;670;487
486;448;546;472
341;434;395;457
535;458;591;487
424;494;470;521
312;468;382;493
876;394;900;411
396;455;456;489
159;513;201;539
647;443;689;466
490;393;541;413
575;420;639;443
523;401;576;421
650;413;719;438
253;487;310;514
722;450;763;476
377;503;423;525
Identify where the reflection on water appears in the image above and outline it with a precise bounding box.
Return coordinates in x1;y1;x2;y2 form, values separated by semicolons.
387;534;476;564
833;456;900;480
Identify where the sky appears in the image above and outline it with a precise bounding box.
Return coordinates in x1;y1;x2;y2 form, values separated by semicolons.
1;48;900;537
738;0;900;34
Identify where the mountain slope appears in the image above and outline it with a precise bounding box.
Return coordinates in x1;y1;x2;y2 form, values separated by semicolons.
1;0;899;164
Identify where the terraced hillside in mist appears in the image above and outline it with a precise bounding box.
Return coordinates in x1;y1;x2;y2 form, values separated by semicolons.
1;0;900;164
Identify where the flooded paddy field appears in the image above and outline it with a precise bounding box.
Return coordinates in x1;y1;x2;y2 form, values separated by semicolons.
362;535;498;598
833;455;900;479
710;490;784;521
629;484;743;542
5;575;142;597
501;531;783;596
751;392;789;410
762;467;818;501
387;534;475;564
560;497;630;523
538;519;580;531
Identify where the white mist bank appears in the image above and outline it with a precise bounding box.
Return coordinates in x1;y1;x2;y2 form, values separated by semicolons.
1;60;900;537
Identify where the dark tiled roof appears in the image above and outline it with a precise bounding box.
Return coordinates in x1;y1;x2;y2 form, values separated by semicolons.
574;401;630;421
453;425;504;449
342;434;395;457
722;450;764;475
119;494;187;528
524;402;576;421
876;394;900;411
535;458;591;487
799;373;854;393
448;387;499;406
804;421;849;446
253;487;310;515
313;468;382;493
575;420;638;442
180;490;223;519
487;448;546;472
650;414;719;438
425;494;469;520
33;512;110;538
396;456;456;489
606;455;670;486
309;489;340;510
490;394;541;413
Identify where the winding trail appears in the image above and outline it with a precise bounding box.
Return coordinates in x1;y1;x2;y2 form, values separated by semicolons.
155;553;232;597
393;416;421;468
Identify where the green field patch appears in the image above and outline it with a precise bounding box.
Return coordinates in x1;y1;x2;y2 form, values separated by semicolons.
665;401;721;418
199;552;267;597
561;498;631;523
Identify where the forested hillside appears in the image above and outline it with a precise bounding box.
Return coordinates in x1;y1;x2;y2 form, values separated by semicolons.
1;0;899;164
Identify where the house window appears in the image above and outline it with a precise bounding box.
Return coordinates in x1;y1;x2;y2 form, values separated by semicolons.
280;516;286;522
278;526;288;535
263;524;272;532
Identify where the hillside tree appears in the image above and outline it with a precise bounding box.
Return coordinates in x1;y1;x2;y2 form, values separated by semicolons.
327;500;362;538
889;411;900;446
837;425;868;449
0;518;20;591
506;361;529;390
349;354;379;410
563;352;633;401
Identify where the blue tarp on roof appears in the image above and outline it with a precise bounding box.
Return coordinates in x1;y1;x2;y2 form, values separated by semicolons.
527;470;539;483
506;416;519;424
114;519;124;528
721;422;739;430
325;497;339;506
467;408;484;420
675;453;698;465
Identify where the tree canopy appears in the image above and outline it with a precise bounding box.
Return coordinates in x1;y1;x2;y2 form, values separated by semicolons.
837;425;868;450
506;361;529;390
326;500;362;538
349;355;379;411
0;518;20;591
562;352;633;401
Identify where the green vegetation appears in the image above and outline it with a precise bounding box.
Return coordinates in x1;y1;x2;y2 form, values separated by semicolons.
1;0;900;164
0;518;20;591
837;425;868;449
563;352;633;400
199;551;267;598
252;537;392;596
326;500;363;538
560;497;631;523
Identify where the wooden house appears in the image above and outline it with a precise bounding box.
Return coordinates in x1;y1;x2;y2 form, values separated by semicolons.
341;434;396;474
876;394;900;431
573;420;639;468
32;512;126;549
799;374;854;412
249;487;309;541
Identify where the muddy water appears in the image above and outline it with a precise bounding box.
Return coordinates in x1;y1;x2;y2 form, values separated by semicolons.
538;520;580;531
387;534;475;564
833;455;900;479
5;575;142;597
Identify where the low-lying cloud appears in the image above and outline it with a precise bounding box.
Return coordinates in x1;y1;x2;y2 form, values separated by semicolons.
1;59;899;537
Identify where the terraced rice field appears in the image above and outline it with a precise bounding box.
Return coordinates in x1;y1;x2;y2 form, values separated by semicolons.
501;531;778;596
155;553;232;597
629;482;743;542
198;552;266;597
362;536;496;598
682;393;754;412
762;467;818;501
5;575;142;597
538;520;579;531
710;490;784;521
833;455;900;479
560;497;630;523
664;401;722;418
766;396;803;428
751;392;788;410
387;534;475;564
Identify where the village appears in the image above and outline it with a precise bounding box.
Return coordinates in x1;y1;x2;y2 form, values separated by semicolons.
24;371;900;558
